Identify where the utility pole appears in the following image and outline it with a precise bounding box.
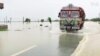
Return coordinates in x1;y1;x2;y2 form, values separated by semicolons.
10;17;12;23
23;17;25;23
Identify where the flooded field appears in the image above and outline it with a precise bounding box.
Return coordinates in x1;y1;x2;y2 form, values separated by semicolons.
0;21;100;56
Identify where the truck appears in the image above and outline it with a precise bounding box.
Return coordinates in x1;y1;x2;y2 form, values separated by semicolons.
58;4;85;31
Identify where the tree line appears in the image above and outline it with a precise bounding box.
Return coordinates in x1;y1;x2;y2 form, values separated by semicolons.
85;18;100;21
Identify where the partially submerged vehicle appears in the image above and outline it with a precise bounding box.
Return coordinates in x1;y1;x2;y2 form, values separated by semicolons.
58;4;85;31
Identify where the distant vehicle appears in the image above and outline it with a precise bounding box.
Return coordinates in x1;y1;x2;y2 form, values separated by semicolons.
58;4;85;31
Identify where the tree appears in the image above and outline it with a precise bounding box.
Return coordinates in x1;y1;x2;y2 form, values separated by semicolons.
48;17;52;24
41;19;44;23
25;18;31;22
90;18;100;21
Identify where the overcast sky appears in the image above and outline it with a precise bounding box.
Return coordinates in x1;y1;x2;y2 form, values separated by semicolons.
0;0;100;21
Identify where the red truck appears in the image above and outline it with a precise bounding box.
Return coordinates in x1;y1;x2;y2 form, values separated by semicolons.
58;4;85;31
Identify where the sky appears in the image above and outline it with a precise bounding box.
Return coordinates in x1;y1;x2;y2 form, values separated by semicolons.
0;0;100;21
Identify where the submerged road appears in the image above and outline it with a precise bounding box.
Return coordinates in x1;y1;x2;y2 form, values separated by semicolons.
0;21;100;56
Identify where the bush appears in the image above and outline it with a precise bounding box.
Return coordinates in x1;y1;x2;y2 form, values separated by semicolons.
41;19;44;22
25;18;31;22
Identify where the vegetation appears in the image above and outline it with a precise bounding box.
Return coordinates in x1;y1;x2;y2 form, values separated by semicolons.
48;17;52;24
25;18;31;22
90;18;100;21
0;25;8;31
41;19;44;23
85;19;90;21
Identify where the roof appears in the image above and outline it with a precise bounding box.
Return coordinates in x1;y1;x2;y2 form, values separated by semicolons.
61;4;81;11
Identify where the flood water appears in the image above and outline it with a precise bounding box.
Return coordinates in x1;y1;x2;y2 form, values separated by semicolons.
0;21;100;56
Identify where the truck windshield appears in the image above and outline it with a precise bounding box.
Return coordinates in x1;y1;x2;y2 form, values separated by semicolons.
61;11;68;18
70;11;79;18
59;11;80;18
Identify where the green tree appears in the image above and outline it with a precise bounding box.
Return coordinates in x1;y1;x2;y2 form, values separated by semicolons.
48;17;52;24
25;18;31;22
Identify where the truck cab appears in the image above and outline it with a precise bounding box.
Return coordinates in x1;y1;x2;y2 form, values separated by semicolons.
58;4;85;31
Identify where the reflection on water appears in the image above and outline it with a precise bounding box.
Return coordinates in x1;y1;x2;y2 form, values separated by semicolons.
59;34;83;56
18;33;83;56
